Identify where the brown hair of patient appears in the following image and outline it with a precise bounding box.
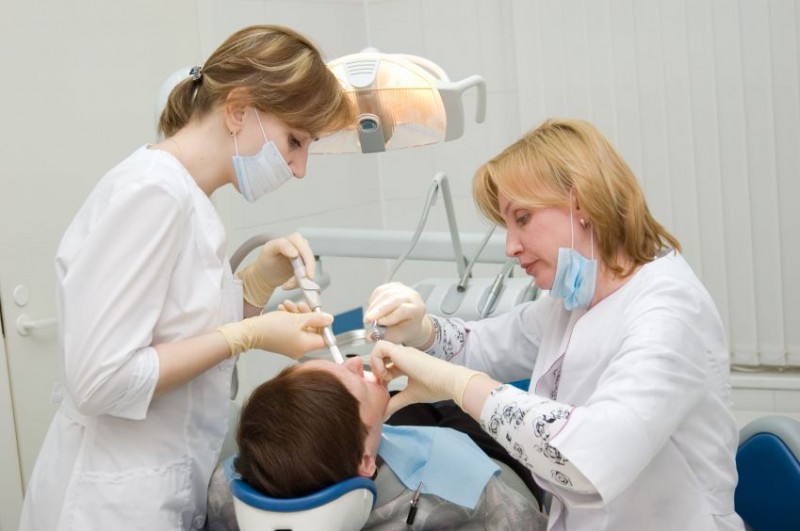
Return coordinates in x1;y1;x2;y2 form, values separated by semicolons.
235;365;368;498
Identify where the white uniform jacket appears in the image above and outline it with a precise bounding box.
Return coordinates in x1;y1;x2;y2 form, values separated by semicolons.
428;252;745;531
20;146;241;530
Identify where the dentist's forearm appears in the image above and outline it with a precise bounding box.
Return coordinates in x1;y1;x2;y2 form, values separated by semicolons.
461;374;502;420
154;332;232;398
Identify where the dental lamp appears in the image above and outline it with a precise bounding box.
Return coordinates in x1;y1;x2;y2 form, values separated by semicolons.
311;50;486;154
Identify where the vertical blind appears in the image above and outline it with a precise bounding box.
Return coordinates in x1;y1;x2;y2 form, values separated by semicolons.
511;0;800;367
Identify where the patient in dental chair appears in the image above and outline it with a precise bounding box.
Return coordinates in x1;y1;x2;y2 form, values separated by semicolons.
206;358;547;530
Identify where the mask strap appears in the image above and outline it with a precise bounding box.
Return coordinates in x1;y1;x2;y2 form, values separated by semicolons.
569;190;594;260
233;133;240;156
569;191;575;249
254;109;270;143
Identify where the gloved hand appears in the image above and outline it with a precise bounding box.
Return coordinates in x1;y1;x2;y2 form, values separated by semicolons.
277;299;312;314
237;232;316;308
217;310;332;359
370;340;483;416
363;282;433;349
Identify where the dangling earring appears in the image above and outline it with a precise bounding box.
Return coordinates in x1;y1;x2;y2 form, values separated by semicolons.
579;218;587;229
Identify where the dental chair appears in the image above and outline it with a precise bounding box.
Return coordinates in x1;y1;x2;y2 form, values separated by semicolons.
734;415;800;531
222;455;377;531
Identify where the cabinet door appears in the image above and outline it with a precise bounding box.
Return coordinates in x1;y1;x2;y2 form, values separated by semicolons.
0;329;23;531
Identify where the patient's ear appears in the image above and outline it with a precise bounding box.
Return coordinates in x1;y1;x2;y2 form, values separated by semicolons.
358;453;377;478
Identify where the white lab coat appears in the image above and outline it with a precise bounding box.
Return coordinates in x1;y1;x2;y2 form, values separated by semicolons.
20;147;241;530
439;252;745;530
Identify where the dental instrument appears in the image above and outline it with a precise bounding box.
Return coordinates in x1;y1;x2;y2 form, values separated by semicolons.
406;482;424;525
290;256;345;364
369;321;386;342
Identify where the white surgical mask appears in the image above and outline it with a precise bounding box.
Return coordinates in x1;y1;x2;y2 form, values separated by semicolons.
232;110;293;202
549;198;597;310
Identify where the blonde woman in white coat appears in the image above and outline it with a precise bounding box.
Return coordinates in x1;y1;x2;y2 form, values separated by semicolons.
20;25;354;531
366;119;745;531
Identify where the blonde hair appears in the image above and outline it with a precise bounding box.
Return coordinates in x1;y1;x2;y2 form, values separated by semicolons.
158;25;354;138
473;118;681;276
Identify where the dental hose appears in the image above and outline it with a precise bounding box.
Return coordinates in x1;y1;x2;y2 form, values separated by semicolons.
479;258;516;318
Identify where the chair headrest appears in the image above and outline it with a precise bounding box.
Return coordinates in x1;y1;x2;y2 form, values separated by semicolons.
739;415;800;456
223;454;377;512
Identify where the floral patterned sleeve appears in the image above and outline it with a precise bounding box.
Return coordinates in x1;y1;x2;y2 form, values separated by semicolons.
423;315;467;361
479;384;597;495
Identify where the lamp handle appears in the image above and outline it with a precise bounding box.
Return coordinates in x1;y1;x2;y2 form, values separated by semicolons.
439;75;487;141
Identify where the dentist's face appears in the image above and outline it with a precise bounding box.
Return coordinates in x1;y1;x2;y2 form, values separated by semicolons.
239;109;314;178
298;358;390;457
499;193;572;290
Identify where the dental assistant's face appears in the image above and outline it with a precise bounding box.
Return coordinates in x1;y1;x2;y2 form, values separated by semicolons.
237;109;315;178
499;192;573;290
299;358;390;458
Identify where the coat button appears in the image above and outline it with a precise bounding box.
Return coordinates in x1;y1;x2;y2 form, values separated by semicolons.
193;515;206;529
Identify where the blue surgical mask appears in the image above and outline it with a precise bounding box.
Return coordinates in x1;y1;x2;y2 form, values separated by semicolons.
232;110;293;202
549;200;597;310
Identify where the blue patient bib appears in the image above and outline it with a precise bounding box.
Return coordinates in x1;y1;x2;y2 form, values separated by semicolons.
378;425;500;509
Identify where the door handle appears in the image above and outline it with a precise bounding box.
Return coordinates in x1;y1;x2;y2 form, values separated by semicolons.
16;315;57;336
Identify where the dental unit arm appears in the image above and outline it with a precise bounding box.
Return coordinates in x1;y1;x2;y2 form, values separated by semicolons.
290;256;345;365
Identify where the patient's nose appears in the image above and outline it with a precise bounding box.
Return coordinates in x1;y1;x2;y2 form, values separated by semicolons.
344;356;364;377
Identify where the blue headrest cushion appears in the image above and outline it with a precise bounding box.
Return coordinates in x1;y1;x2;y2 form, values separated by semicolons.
223;455;377;512
735;431;800;531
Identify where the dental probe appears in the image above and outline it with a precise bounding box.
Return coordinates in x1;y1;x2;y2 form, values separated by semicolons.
290;256;345;364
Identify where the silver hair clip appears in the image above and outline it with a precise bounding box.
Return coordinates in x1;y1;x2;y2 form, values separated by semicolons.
189;66;202;82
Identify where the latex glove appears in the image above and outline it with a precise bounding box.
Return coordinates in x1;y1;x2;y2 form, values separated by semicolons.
370;340;483;417
217;310;332;359
237;232;316;307
277;299;312;314
363;282;433;349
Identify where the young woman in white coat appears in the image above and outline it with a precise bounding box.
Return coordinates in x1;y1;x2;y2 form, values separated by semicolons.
365;118;745;530
19;25;354;531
